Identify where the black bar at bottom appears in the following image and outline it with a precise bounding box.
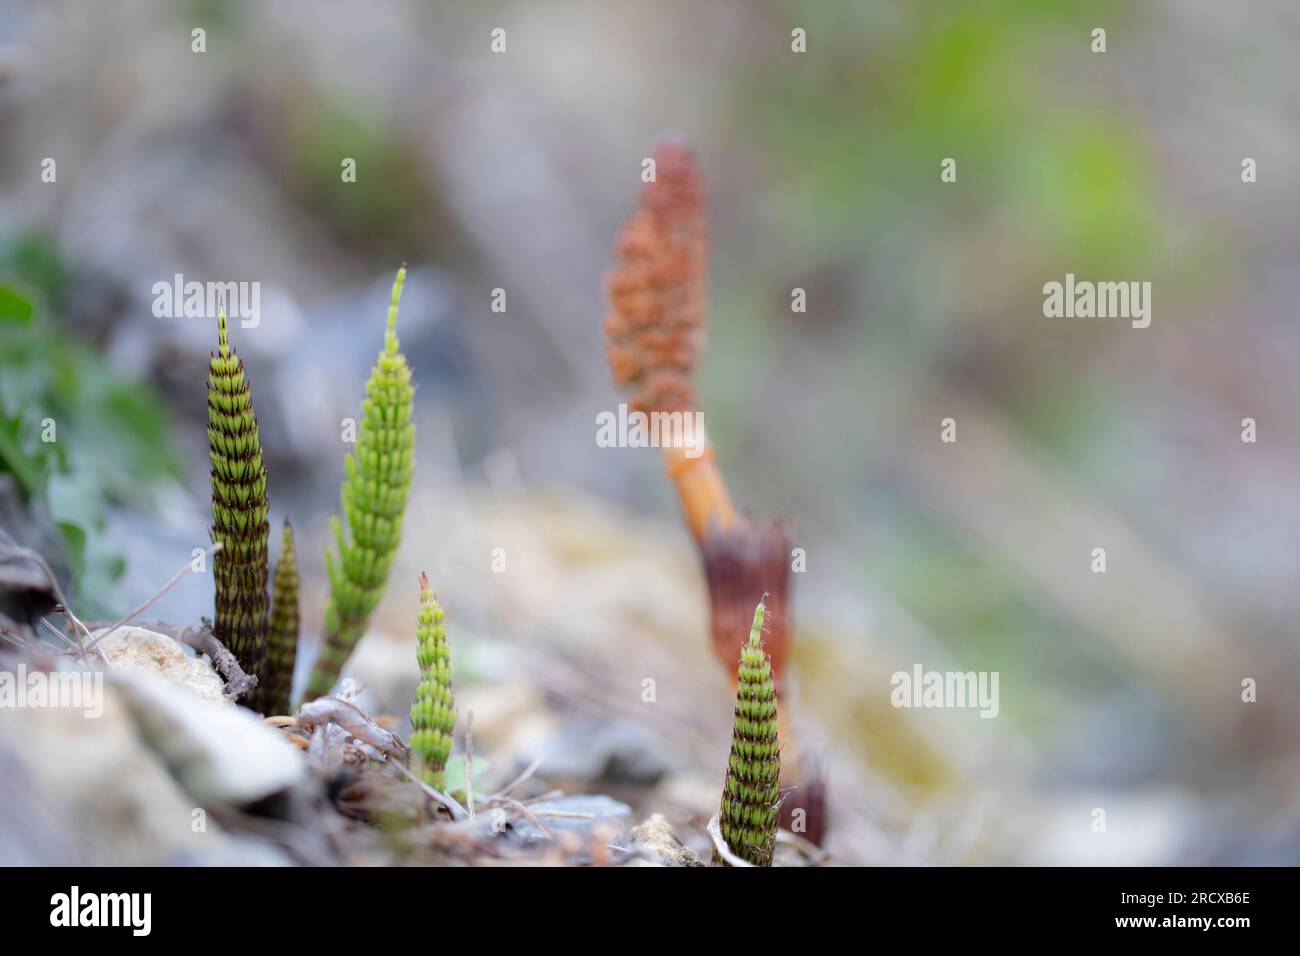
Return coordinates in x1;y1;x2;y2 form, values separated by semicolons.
3;865;1284;941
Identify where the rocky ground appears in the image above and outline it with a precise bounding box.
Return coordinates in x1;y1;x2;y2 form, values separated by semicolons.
8;486;1276;866
1;489;1000;866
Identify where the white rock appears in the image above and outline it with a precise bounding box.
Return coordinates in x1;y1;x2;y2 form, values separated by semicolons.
92;626;226;702
111;669;307;806
629;813;703;867
0;676;253;864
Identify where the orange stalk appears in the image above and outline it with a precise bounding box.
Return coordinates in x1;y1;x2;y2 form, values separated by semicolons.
661;443;736;540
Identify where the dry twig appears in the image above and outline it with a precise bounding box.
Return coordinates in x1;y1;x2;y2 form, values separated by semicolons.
488;755;544;802
297;696;407;761
463;707;476;820
389;757;469;821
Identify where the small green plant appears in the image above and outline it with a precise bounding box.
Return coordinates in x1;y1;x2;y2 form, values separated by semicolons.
306;268;415;699
408;572;455;790
208;310;270;700
714;598;781;867
260;518;300;715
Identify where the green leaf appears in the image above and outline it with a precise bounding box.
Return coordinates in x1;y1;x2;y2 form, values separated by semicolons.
0;234;180;615
0;415;45;497
442;754;489;796
47;470;106;532
0;284;34;324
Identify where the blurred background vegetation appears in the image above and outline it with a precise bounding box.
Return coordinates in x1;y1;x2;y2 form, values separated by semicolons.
1;0;1298;863
1;235;180;615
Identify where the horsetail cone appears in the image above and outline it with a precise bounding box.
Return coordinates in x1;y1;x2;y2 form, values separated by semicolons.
260;518;300;716
409;572;455;790
208;310;271;702
306;268;415;699
715;599;782;867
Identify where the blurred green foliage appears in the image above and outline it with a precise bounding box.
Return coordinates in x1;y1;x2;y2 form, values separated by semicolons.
702;1;1182;736
0;233;181;616
265;91;443;259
